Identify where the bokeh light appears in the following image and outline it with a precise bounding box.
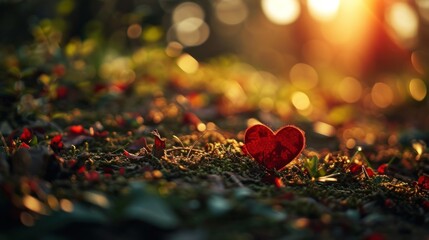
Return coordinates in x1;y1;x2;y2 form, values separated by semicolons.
289;63;318;90
416;0;429;22
371;82;394;108
170;2;210;47
337;77;363;103
291;91;311;111
307;0;340;22
386;2;419;47
172;2;205;24
177;53;199;74
409;78;427;101
215;0;248;25
127;24;142;39
261;0;300;25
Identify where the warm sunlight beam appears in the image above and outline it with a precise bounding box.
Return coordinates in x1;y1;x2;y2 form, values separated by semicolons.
261;0;300;25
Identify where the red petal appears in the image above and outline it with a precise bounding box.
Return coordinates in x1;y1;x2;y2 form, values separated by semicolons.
418;175;429;190
349;163;362;175
19;128;32;143
152;130;166;159
377;164;388;175
69;125;85;135
19;142;30;149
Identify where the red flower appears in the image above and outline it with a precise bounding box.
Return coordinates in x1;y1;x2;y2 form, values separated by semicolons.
19;128;32;143
418;175;429;190
69;125;85;135
50;135;64;152
377;164;388;175
119;167;126;176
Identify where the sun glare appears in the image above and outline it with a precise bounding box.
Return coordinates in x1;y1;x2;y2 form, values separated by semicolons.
261;0;300;25
307;0;340;22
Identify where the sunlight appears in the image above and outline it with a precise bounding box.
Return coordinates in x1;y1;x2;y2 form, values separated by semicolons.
409;78;427;101
261;0;300;25
291;91;311;111
307;0;340;22
386;2;419;46
177;53;199;74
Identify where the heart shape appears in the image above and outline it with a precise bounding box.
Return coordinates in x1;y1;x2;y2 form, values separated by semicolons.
244;124;305;171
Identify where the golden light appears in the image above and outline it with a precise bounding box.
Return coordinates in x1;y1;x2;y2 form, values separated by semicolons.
215;0;248;25
412;140;425;160
307;0;340;22
23;195;49;215
346;138;356;149
224;81;247;106
261;0;300;25
171;2;210;47
416;0;429;22
177;53;199;74
313;121;335;137
371;82;394;108
291;91;311;111
173;18;210;47
47;194;59;210
172;2;204;24
409;78;427;101
259;97;274;112
60;199;74;212
197;123;207;132
337;77;363;103
386;2;418;46
302;40;333;67
83;192;110;208
247;118;262;127
289;63;318;90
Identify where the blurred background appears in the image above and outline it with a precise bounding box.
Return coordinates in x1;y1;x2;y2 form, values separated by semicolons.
1;0;428;148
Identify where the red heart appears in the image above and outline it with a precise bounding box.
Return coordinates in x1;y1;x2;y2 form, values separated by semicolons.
244;124;305;171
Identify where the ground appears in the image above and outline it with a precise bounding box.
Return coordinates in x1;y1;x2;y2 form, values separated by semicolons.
1;32;429;240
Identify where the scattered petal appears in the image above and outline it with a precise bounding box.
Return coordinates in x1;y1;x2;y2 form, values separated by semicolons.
124;150;144;160
50;135;64;152
377;164;388;175
418;175;429;190
19;128;32;143
69;125;86;135
152;130;166;159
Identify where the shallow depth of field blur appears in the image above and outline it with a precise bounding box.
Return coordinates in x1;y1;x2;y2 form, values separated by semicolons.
2;1;429;239
1;0;428;148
